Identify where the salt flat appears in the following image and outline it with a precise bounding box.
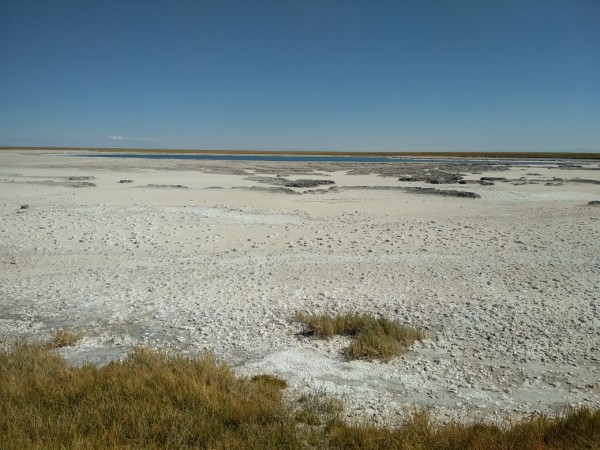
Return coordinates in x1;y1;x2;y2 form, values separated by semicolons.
1;150;599;425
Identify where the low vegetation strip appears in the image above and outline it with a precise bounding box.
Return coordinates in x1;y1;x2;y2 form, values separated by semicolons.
0;339;296;449
2;147;600;159
0;336;599;449
295;313;425;361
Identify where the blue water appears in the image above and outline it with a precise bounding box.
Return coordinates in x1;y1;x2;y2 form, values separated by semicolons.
76;153;558;165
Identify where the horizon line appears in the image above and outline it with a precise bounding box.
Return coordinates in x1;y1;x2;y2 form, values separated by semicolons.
1;146;600;159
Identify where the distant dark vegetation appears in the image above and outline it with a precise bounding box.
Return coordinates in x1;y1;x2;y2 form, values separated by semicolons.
2;147;599;160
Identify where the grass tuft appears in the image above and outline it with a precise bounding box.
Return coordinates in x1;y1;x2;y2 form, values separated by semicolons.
295;312;425;361
251;374;288;389
294;392;343;426
44;328;82;349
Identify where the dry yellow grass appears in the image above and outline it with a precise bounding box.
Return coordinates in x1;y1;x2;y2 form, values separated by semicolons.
0;340;297;449
1;335;599;449
295;312;426;361
44;329;81;349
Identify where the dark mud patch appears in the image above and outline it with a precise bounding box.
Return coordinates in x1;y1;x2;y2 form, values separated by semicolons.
246;176;335;188
3;180;98;188
404;187;481;198
146;184;189;189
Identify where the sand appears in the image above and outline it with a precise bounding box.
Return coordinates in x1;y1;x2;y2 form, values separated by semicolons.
1;149;599;425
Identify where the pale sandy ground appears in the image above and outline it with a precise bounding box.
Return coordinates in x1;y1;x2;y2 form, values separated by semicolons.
1;150;599;425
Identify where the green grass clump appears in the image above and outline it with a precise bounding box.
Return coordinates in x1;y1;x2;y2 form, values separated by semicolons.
0;339;599;449
295;312;425;361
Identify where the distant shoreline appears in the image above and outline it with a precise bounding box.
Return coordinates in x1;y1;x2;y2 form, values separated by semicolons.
1;146;599;160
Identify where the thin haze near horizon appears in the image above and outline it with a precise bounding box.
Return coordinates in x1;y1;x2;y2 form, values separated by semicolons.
1;1;599;153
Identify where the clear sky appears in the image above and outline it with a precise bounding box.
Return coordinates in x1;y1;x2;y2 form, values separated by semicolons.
1;0;599;152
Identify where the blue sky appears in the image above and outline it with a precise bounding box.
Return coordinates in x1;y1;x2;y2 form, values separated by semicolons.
1;0;599;152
